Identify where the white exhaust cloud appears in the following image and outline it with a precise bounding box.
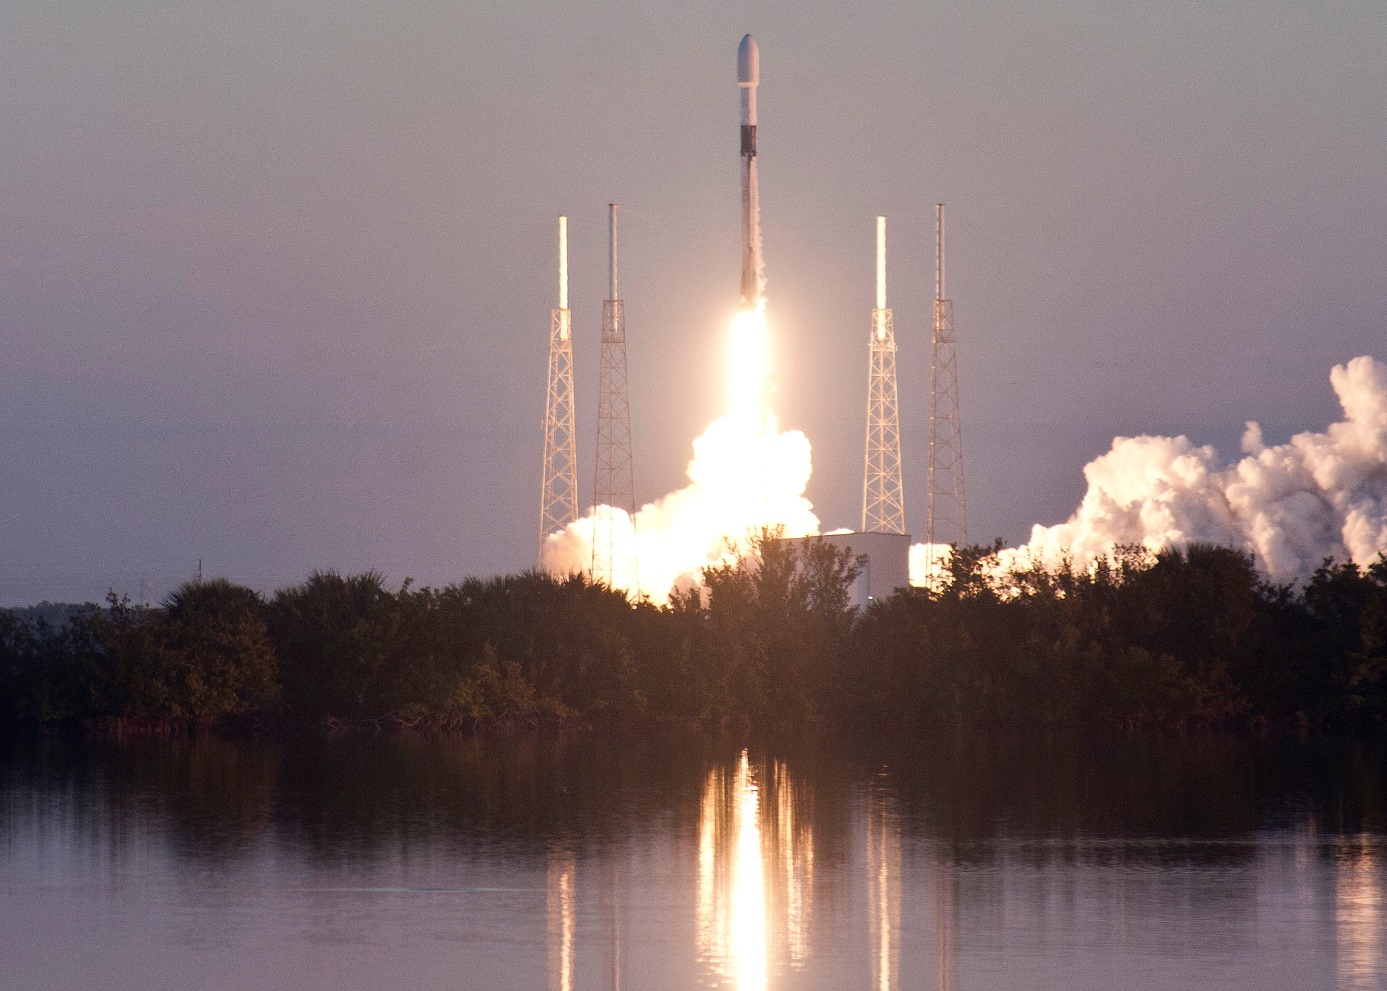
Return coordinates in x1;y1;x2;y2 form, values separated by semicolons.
912;355;1387;587
542;305;820;604
541;412;819;604
550;330;1387;600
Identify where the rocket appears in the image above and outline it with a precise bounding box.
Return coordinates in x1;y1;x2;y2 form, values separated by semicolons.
738;34;762;310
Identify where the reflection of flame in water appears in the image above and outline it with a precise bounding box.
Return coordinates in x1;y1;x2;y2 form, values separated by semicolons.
732;754;767;991
697;750;815;988
932;841;957;991
1337;835;1384;990
547;847;576;991
867;784;900;991
774;762;814;968
610;869;622;991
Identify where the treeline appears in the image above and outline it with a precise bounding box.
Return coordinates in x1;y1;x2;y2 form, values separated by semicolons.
1;536;1385;734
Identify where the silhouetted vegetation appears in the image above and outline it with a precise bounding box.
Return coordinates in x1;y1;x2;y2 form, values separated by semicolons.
3;535;1387;735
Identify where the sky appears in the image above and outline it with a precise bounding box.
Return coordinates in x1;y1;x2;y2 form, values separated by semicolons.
1;0;1385;603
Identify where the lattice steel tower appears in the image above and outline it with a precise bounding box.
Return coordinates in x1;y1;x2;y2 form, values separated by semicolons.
593;204;637;587
926;203;968;567
863;215;904;534
539;215;578;567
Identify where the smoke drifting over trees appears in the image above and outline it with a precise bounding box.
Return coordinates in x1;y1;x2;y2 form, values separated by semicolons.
999;356;1387;585
546;350;1387;602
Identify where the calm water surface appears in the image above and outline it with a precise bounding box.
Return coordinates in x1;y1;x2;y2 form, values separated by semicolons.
1;733;1384;990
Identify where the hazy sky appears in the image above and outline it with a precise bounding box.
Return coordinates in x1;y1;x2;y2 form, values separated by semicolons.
2;0;1384;603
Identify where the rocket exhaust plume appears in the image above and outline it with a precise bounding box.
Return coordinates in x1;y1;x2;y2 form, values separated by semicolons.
541;35;821;602
910;355;1387;589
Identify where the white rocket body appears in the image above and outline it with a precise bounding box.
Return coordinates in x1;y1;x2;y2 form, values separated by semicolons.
738;34;762;309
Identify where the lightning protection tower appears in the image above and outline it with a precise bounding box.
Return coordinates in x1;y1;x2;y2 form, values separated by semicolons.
593;204;637;588
926;203;968;576
539;215;579;568
863;215;905;534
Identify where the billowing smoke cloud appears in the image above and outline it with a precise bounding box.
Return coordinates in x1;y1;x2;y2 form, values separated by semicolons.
908;355;1387;587
541;413;819;604
552;319;1387;600
542;305;820;604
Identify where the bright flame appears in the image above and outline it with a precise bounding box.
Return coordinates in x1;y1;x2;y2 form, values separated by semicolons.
730;304;769;428
543;303;820;603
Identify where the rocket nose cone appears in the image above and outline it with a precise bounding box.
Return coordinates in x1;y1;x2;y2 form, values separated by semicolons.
737;34;759;86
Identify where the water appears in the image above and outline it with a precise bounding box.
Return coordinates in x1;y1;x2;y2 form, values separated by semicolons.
1;733;1384;990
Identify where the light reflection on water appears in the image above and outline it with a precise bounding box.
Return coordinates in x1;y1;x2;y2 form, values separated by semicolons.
932;841;957;991
697;750;809;990
729;752;766;991
1;735;1385;990
866;781;900;991
546;847;575;991
1337;835;1384;990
